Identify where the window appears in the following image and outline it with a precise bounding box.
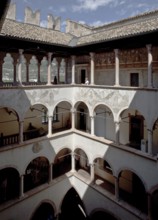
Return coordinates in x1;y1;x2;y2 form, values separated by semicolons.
130;73;139;87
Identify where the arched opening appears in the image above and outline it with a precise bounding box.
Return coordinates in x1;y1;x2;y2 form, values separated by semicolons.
40;56;48;84
31;202;55;220
0;107;19;147
0;167;19;203
119;170;147;213
53;148;71;179
120;109;147;151
94;104;115;141
74;148;90;179
24;157;49;192
75;102;90;133
151;189;158;220
29;56;38;83
94;158;115;194
52;101;72;133
23;104;48;141
2;53;14;84
90;210;118;220
60;188;87;220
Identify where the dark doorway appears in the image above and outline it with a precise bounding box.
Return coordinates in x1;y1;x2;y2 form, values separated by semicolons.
60;188;87;220
80;108;86;130
31;203;55;220
81;69;86;84
130;73;139;87
129;115;143;149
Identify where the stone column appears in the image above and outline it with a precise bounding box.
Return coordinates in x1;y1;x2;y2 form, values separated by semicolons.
20;175;24;198
115;176;119;200
90;163;95;182
90;115;95;136
71;108;76;130
114;49;120;86
147;129;153;155
71;152;75;172
90;52;95;85
48;116;52;136
115;121;120;145
17;49;23;85
47;52;52;85
146;44;153;88
71;56;75;84
19;121;24;144
49;163;53;183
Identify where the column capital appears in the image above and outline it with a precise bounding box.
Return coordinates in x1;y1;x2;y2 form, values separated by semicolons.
90;52;95;58
71;55;76;60
19;49;24;55
114;48;119;55
146;44;152;51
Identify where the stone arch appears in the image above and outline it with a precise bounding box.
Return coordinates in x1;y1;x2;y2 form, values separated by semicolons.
2;53;14;83
0;167;20;204
24;156;49;192
119;107;147;151
0;107;20;146
93;104;115;140
74;148;91;178
74;101;91;133
118;168;148;213
52;101;72;132
23;103;48;141
30;200;56;220
53;148;72;179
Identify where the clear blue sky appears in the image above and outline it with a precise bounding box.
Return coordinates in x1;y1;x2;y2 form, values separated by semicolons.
11;0;158;30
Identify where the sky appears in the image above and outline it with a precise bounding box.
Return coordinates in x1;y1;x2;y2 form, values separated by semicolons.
11;0;158;31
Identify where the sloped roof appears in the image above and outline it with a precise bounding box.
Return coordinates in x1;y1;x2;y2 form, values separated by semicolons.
77;10;158;46
0;18;73;46
1;9;158;48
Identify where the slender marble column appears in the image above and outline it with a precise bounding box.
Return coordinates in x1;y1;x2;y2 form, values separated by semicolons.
90;116;95;136
71;108;76;130
47;52;52;85
18;49;23;85
71;56;76;84
114;49;120;86
48;116;52;136
71;152;75;172
146;44;153;88
115;121;120;145
90;52;95;85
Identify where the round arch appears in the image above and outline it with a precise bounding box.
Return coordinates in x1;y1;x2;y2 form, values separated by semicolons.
24;156;49;192
0;167;20;204
118;168;148;213
93;104;115;140
53;148;72;179
74;101;91;133
30;201;56;220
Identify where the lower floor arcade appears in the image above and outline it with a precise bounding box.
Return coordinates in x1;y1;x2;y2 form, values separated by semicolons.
0;145;157;220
